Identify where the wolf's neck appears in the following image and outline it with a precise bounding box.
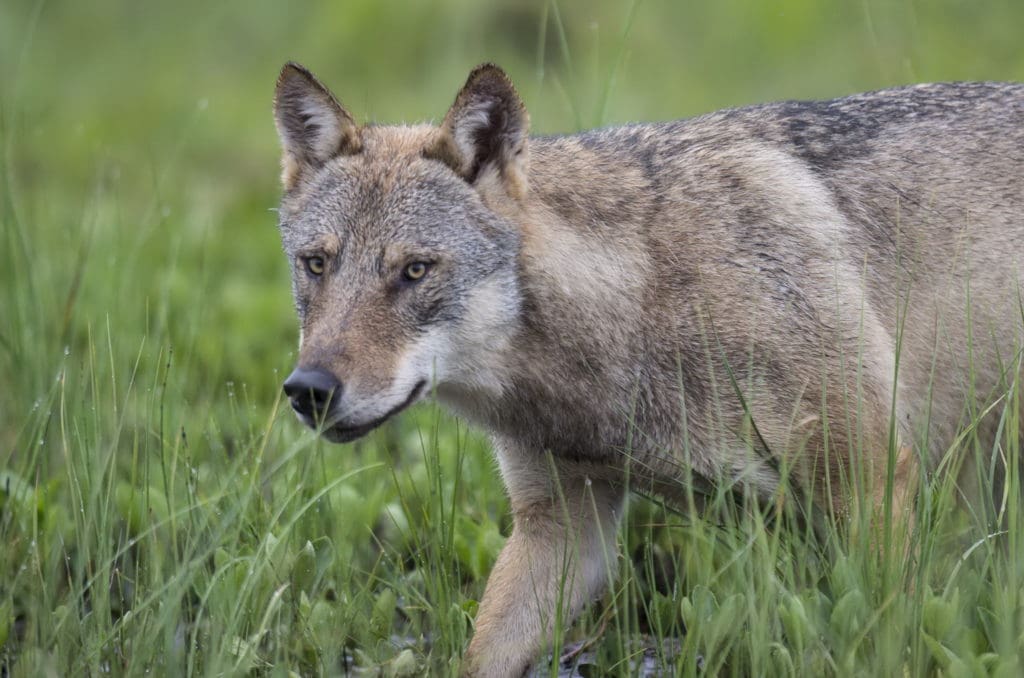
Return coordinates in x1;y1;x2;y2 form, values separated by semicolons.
435;166;657;439
475;202;651;432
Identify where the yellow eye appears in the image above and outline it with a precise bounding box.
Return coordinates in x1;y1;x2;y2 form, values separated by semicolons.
404;262;429;281
305;256;325;276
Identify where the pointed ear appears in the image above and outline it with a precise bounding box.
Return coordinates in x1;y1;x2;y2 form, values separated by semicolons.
273;62;360;189
426;64;529;187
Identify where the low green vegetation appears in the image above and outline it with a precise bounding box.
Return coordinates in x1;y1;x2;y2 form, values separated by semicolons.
2;1;1024;675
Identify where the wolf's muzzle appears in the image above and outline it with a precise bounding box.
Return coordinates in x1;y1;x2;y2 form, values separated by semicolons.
283;367;341;424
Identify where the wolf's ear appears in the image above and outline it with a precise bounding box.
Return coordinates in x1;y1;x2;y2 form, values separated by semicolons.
427;64;529;189
274;62;360;189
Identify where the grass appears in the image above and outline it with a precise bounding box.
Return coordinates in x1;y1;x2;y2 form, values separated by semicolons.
3;0;1024;675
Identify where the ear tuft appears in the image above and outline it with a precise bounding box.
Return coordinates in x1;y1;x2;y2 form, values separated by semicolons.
427;64;529;185
273;62;359;188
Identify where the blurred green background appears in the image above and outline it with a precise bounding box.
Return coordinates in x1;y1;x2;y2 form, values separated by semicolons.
2;1;1024;675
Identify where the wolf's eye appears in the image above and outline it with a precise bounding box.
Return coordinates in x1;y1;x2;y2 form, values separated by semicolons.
304;256;325;276
403;262;429;281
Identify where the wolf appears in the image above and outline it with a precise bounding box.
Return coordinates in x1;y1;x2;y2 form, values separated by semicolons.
272;61;1024;676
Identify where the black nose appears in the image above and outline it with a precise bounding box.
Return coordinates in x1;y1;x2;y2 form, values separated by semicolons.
283;367;342;422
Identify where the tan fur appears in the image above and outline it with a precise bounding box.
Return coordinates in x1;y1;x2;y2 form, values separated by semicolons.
273;65;1024;676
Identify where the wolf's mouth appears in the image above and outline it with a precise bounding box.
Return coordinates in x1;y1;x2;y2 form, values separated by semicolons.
319;380;428;444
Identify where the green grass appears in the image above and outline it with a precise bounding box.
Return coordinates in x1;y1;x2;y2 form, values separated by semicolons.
3;0;1024;675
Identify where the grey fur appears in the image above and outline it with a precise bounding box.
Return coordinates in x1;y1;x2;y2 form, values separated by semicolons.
274;65;1024;676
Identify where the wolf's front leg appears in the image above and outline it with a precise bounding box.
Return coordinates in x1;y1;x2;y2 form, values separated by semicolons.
462;452;625;678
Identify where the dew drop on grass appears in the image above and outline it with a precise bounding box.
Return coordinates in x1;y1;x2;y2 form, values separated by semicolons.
63;345;70;356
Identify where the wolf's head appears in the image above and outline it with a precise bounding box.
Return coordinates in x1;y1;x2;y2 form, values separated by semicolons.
273;63;527;442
